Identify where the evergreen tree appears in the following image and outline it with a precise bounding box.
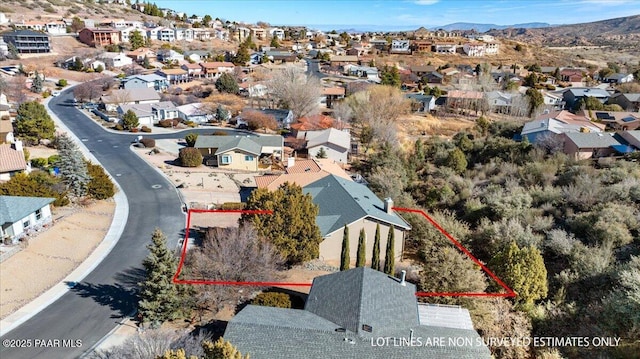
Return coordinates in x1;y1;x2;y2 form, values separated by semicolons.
86;161;115;199
232;45;250;65
143;55;150;69
215;73;239;94
15;101;55;145
316;147;328;159
138;228;182;327
525;88;544;117
340;225;350;271
202;338;250;359
72;57;84;71
129;29;145;50
122;109;139;130
445;148;468;174
356;228;366;267
56;134;90;197
30;71;43;93
216;105;230;122
383;227;395;275
371;224;381;271
270;36;280;48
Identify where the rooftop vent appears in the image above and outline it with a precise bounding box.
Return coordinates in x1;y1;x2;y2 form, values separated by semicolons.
400;270;407;286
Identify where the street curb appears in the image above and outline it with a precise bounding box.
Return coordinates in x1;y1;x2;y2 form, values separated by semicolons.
0;94;130;337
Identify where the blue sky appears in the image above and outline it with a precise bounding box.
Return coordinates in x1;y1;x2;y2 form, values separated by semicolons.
157;0;640;30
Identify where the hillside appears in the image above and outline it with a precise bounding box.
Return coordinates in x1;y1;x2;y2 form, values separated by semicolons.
434;22;551;32
486;14;640;48
0;0;148;24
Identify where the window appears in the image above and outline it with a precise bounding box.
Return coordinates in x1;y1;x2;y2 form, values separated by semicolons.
35;209;42;220
23;220;30;229
244;155;254;161
220;155;232;164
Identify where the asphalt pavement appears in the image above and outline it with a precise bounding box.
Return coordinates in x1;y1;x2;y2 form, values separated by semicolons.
0;90;187;358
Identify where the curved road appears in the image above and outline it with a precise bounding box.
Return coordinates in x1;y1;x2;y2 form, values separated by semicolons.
0;90;228;358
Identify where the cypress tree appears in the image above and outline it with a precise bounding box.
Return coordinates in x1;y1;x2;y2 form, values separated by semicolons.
383;227;395;275
138;228;182;327
340;225;350;271
356;228;366;267
371;224;381;271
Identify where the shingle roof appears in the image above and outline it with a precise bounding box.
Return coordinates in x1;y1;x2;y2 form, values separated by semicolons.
0;195;55;225
303;175;411;237
564;132;621;148
0;144;27;173
101;88;161;103
193;134;282;155
224;268;491;359
304;128;351;151
0;119;13;134
567;87;610;98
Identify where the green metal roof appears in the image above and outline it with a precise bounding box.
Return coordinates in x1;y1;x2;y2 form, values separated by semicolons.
0;196;55;225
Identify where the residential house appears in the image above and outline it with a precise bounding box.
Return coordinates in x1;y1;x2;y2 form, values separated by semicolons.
184;50;208;62
146;27;160;41
249;52;264;65
590;111;640;131
119;26;147;43
200;61;235;79
192;28;212;41
101;88;161;112
520;110;605;142
405;93;436;113
559;68;584;83
343;64;380;82
156;68;189;84
194;135;284;171
2;30;51;54
240;83;268;98
541;90;565;111
462;42;485;57
445;90;484;111
368;38;388;51
422;71;444;84
562;87;611;110
486;91;522;113
0;116;14;144
237;108;293;129
233;26;251;42
78;28;121;47
295;128;351;163
181;63;203;78
412;40;432;53
255;158;351;191
620;130;640;150
14;20;67;35
157;49;184;63
225;267;491;359
603;73;634;84
411;65;436;77
121;74;169;92
302;176;411;263
269;27;285;40
0;196;55;243
562;132;622;159
125;47;156;62
97;52;133;68
117;101;178;127
264;50;298;63
250;27;267;40
174;28;194;42
176;103;213;123
0;142;28;181
329;55;359;66
321;87;346;109
157;27;176;42
608;93;640;112
390;39;411;54
484;42;499;55
433;43;457;54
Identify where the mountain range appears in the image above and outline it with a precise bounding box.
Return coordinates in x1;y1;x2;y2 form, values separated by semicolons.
431;22;551;32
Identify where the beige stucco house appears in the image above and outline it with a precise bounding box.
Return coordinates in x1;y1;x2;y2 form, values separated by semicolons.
194;134;283;172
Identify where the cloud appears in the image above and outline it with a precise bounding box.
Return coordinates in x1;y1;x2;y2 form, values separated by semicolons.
414;0;439;5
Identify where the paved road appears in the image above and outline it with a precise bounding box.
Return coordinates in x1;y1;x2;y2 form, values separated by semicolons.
0;90;192;358
305;58;327;79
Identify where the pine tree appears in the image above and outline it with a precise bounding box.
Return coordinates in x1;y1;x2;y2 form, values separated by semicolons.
122;109;139;130
56;133;90;197
356;228;366;267
15;101;55;145
383;227;395;275
138;228;182;327
129;29;144;50
371;224;381;271
143;55;150;69
340;225;350;271
316;147;328;159
31;71;43;93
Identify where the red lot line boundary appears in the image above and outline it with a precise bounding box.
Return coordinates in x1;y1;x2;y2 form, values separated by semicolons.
173;208;516;298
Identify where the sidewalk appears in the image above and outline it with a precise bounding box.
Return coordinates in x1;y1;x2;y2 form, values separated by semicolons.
0;95;130;337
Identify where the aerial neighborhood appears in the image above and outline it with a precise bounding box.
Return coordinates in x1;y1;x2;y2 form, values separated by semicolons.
0;1;639;359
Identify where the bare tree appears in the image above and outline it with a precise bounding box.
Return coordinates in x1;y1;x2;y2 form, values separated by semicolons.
242;110;278;132
268;65;322;120
6;75;28;105
73;82;102;103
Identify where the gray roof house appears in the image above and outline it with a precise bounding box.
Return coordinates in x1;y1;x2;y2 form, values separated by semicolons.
194;135;283;171
1;195;55;242
608;93;640;112
562;87;611;110
303;175;410;264
121;74;169;92
562;132;622;159
224;267;491;359
296;128;351;163
100;88;161;112
405;93;436;112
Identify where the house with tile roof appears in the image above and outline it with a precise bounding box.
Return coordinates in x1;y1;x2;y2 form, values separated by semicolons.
254;158;351;191
0;196;54;243
224;267;490;359
303;175;410;264
0;143;28;181
194;135;283;171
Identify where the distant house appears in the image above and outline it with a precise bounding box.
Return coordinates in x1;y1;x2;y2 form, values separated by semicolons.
0;196;55;242
97;52;133;68
411;65;436;77
608;93;640;112
486;91;523;113
181;63;203;78
176;103;212;123
619;130;640;150
255;158;352;191
0;117;14;144
156;68;189;84
445;90;483;111
117;101;178;127
119;27;147;43
562;87;610;110
484;42;499;55
157;49;183;63
174;28;194;41
562;132;621;159
184;50;208;62
343;64;380;82
321;87;346;109
2;30;51;54
269;27;285;40
559;68;584;83
125;47;156;62
462;42;485;57
101;88;161;112
520;110;604;142
422;71;444;84
0;143;28;181
78;28;121;47
14;20;66;35
200;61;235;79
194;135;284;171
405;93;436;113
302;175;411;263
590;111;640;131
433;43;457;54
603;73;634;84
121;74;169;92
329;55;359;66
541;91;565;111
412;40;432;53
390;39;411;54
295;128;351;163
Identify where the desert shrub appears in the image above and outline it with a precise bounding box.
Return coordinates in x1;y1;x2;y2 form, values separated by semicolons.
220;202;245;210
178;147;202;167
57;79;68;87
114;124;124;131
184;120;197;128
47;154;60;165
211;131;228;136
251;292;291;308
86;162;115;200
31;157;48;168
140;125;152;133
157;119;180;128
185;133;198;147
139;138;155;148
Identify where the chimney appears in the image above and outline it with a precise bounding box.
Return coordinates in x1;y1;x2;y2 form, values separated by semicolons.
384;198;393;214
287;157;295;168
400;270;407;286
14;140;23;153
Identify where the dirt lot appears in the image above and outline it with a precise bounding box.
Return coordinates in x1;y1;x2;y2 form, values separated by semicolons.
0;200;115;319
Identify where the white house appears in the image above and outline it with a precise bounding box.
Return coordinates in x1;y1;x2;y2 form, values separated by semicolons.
117;101;178;127
0;196;55;243
434;43;457;54
390;39;411;54
463;43;485;57
98;52;133;68
484;42;499;55
157;49;184;63
193;28;212;41
157;27;176;42
177;103;213;123
174;28;194;41
297;128;351;163
269;27;285;40
119;27;147;43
